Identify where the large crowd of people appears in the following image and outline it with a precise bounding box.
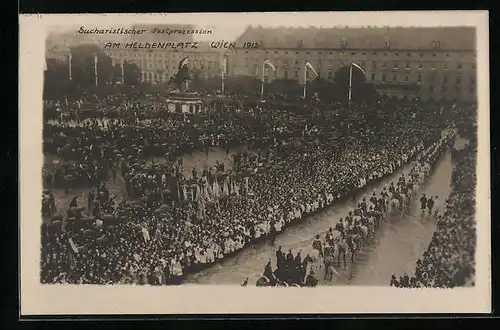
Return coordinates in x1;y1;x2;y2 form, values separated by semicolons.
391;107;477;288
40;89;474;287
258;129;456;287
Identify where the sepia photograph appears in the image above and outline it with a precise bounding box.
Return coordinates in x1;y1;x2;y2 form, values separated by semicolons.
19;11;490;315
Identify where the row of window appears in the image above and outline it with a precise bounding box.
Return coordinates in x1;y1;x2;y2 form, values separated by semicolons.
141;71;218;82
109;52;218;60
369;72;475;85
244;59;476;70
242;50;476;58
251;66;475;86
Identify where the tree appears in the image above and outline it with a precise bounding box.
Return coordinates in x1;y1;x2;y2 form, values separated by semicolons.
69;44;114;87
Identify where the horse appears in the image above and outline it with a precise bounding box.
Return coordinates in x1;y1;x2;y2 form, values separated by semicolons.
309;248;322;274
389;198;401;214
323;245;339;281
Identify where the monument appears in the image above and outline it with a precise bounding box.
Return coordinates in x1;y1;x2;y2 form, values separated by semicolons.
166;57;203;114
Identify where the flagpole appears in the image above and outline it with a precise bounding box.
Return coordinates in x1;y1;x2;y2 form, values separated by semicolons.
348;63;353;111
121;60;125;84
303;62;307;99
221;59;225;95
68;53;72;81
94;55;98;86
260;62;265;100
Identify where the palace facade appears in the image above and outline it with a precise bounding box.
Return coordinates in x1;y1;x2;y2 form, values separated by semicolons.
228;26;477;102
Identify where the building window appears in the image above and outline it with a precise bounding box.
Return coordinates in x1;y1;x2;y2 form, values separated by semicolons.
351;52;356;55
445;53;450;57
317;60;322;66
295;60;299;65
418;63;423;70
405;61;411;69
470;86;475;94
295;70;299;79
394;53;399;56
382;61;387;68
284;70;288;80
429;85;434;92
417;73;422;83
407;53;411;57
405;74;410;82
456;76;461;85
371;72;376;81
442;86;447;92
392;73;398;81
432;53;437;57
443;75;448;84
444;63;448;70
393;62;398;69
472;63;476;69
372;61;377;69
382;73;386;81
372;52;377;56
340;52;345;56
431;63;436;70
340;61;344;67
329;60;333;66
328;71;333;79
458;63;462;70
470;76;475;85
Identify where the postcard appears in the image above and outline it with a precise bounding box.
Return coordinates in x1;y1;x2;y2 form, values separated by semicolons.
19;11;490;315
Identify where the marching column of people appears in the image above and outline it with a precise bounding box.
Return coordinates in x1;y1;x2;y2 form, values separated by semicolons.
256;130;456;287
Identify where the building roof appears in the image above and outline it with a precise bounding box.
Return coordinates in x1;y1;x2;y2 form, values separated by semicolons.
235;26;476;51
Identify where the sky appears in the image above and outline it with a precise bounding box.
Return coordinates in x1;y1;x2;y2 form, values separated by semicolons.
44;11;483;42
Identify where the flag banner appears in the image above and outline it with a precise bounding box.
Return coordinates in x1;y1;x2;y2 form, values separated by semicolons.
223;178;229;196
69;238;79;254
305;61;319;76
221;57;227;74
141;226;150;242
263;59;276;71
178;56;189;69
351;62;366;74
196;184;202;201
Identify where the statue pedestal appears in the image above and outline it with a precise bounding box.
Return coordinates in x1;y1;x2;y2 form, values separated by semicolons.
166;90;204;114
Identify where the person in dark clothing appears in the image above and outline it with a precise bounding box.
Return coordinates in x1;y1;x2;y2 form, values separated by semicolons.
286;249;294;267
420;194;427;214
263;259;274;279
335;218;344;234
241;277;248;286
270;220;277;244
312;234;323;257
390;274;399;287
87;190;94;211
370;193;378;207
426;197;435;215
276;246;285;270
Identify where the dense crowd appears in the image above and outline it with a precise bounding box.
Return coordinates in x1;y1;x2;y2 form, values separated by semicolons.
41;92;459;285
258;129;456;287
391;107;477;288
